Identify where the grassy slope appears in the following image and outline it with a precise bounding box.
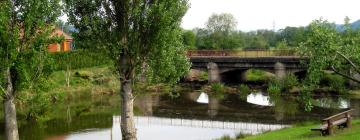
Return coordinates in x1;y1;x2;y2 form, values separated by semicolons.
244;120;360;140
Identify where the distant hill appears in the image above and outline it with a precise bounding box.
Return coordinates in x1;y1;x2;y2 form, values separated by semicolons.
336;19;360;31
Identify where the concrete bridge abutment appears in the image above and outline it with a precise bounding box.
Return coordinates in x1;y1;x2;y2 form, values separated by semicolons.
274;62;286;79
207;62;221;83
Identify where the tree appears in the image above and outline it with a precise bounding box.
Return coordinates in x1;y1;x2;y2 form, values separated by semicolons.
65;0;190;139
0;0;62;140
278;26;306;47
299;18;360;110
182;30;196;49
206;13;237;34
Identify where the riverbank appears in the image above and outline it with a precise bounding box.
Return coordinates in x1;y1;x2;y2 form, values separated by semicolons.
242;120;360;140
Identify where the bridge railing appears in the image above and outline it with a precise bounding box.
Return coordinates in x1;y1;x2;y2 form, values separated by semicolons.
187;49;298;57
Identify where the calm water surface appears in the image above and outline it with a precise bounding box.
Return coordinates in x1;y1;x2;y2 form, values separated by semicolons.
7;89;360;140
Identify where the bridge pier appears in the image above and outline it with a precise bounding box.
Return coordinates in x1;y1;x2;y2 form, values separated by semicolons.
207;62;221;83
274;62;286;79
208;97;219;117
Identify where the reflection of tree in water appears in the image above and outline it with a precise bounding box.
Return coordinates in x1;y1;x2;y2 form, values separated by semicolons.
269;94;299;121
134;94;160;116
311;96;349;109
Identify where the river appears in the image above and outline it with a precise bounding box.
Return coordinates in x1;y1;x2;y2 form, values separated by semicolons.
2;88;360;140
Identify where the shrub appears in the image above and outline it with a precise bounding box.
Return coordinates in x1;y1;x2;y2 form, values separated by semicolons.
267;84;281;95
245;69;271;82
199;71;208;81
283;73;299;89
322;74;346;93
51;49;112;70
238;84;251;95
209;83;226;99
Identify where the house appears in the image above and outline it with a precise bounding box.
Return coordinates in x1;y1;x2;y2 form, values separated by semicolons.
48;28;73;52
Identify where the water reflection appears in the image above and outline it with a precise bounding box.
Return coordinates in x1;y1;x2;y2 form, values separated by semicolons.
312;97;350;109
7;89;360;140
196;92;209;104
247;92;273;106
65;116;288;140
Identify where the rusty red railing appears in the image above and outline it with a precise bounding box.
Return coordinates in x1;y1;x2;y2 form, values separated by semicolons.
187;49;298;57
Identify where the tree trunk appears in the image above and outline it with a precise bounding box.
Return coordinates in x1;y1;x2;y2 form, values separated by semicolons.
120;79;137;140
4;68;19;140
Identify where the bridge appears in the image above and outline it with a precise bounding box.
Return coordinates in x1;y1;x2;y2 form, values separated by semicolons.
187;50;307;83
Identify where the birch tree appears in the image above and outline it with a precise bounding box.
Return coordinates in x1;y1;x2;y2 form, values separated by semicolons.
65;0;190;139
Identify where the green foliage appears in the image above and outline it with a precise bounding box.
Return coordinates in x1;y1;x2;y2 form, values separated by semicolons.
66;0;190;85
51;50;112;70
299;18;360;110
238;84;251;100
199;71;209;81
278;26;306;47
275;39;288;49
21;92;51;120
182;30;196;49
211;83;226;94
321;73;346;94
267;83;281;95
283;73;299;89
267;74;299;95
238;84;251;95
206;13;237;34
245;69;272;82
299;19;340;86
0;0;62;92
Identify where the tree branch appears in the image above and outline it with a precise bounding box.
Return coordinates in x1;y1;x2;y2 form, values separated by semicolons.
331;65;360;83
336;51;360;74
0;87;5;96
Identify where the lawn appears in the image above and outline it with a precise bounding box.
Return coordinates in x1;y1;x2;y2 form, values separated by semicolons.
244;120;360;140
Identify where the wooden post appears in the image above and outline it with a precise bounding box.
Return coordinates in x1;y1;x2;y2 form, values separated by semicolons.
346;112;352;128
327;120;334;135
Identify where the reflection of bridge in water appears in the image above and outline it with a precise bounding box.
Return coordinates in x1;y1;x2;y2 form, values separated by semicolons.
113;116;289;134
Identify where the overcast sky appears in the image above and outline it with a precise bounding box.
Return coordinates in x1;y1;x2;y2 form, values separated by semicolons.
181;0;360;31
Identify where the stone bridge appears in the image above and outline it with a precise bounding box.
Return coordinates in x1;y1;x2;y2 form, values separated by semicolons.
188;50;307;83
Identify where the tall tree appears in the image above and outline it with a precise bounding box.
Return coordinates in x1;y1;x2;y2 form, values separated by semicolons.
0;0;62;140
65;0;190;139
206;13;237;34
182;30;196;49
300;18;360;110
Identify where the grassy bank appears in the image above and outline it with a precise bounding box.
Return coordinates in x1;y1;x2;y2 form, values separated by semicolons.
243;120;360;140
15;66;121;122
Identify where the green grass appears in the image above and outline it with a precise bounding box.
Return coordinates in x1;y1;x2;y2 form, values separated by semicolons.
244;120;360;140
15;66;121;121
245;69;274;82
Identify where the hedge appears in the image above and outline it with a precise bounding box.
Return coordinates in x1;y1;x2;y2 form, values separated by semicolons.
51;50;112;70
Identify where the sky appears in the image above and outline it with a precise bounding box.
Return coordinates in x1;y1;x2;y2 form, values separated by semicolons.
181;0;360;31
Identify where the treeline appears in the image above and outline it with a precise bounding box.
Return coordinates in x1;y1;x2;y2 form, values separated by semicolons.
183;27;306;50
181;13;342;50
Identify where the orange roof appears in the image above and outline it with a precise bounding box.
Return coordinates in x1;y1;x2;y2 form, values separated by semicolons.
52;28;73;40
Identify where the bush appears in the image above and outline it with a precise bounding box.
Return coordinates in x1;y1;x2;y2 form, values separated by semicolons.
245;69;272;82
211;83;225;94
51;49;112;70
267;83;281;95
321;74;346;93
199;71;208;81
283;73;299;89
238;84;251;95
267;74;299;94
